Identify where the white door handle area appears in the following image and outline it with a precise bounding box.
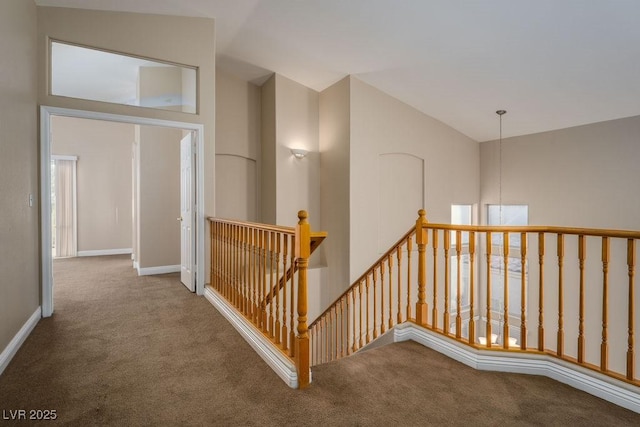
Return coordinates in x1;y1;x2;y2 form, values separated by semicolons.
177;217;183;221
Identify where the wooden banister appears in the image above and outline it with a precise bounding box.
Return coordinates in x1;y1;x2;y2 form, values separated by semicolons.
208;211;325;389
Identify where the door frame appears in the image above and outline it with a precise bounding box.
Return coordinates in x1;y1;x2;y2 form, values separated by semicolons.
40;106;206;317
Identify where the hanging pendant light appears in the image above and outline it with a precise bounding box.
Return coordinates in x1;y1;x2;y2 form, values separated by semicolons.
496;109;506;226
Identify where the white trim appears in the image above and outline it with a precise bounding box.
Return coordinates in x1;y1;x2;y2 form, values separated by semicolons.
77;248;133;257
133;261;139;270
204;286;300;388
51;155;78;161
0;307;41;376
40;106;207;317
137;265;181;276
394;323;640;414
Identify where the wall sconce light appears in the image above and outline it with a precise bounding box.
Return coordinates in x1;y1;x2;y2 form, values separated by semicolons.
291;148;308;159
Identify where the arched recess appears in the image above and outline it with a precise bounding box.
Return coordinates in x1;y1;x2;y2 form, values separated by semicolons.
215;154;258;221
378;152;425;252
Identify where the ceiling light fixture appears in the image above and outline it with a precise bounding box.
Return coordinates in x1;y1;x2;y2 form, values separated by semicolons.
496;109;506;226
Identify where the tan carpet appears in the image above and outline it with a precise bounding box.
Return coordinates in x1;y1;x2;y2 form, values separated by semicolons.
0;255;639;426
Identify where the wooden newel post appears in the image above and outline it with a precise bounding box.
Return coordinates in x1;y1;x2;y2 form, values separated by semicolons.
295;210;311;388
416;209;429;326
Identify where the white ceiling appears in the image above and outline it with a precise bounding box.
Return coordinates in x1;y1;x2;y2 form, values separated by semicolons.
34;0;640;141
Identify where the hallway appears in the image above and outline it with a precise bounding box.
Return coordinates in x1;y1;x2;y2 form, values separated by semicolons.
0;255;638;426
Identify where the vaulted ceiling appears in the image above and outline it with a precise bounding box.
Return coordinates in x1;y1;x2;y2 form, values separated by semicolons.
34;0;640;141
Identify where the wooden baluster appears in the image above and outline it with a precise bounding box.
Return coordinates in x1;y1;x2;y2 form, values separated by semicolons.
373;268;378;339
281;236;289;352
347;292;352;355
240;226;245;315
326;314;330;362
328;310;333;362
289;236;296;358
538;233;545;351
256;229;264;329
231;225;236;307
380;262;386;334
341;298;345;358
224;223;229;299
366;275;371;344
352;288;357;353
578;235;586;363
416;209;428;326
220;223;225;296
397;246;403;324
246;227;251;316
520;232;527;350
253;228;259;323
627;239;636;381
269;231;275;338
336;305;340;360
211;222;216;290
444;230;451;335
235;225;240;308
601;236;609;372
406;235;413;320
456;230;462;339
295;211;311;388
229;225;234;304
503;232;510;350
262;230;269;332
216;222;220;290
274;233;281;344
318;317;323;364
359;281;364;349
432;230;439;330
214;221;218;290
469;231;476;345
557;233;565;358
486;232;492;348
388;255;393;330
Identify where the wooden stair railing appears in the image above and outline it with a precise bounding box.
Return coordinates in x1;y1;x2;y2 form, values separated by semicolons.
208;211;326;388
260;234;325;309
309;209;640;388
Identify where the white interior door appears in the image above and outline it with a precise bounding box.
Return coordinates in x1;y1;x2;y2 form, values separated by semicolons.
180;132;195;291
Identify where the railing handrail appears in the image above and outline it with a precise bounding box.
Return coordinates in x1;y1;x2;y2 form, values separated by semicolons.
309;209;640;388
208;216;296;235
423;223;640;239
309;226;416;329
261;234;327;308
208;211;326;389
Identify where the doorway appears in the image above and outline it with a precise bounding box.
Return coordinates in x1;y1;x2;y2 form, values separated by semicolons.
40;106;206;317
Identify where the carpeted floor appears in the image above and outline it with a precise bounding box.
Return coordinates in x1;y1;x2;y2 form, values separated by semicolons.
1;255;639;426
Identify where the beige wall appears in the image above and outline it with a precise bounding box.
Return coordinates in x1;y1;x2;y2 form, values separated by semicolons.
349;77;480;281
319;76;351;308
215;70;261;221
37;6;215;280
274;75;321;229
137;126;182;269
260;75;277;224
51;116;134;253
480;115;640;229
0;0;38;358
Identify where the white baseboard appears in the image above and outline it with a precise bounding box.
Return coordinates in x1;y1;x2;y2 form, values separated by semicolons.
204;286;300;388
137;265;180;276
133;261;139;270
0;307;41;376
77;248;132;257
394;323;640;414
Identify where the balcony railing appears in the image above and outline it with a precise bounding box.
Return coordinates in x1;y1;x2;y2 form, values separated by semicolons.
208;211;326;388
309;210;640;387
